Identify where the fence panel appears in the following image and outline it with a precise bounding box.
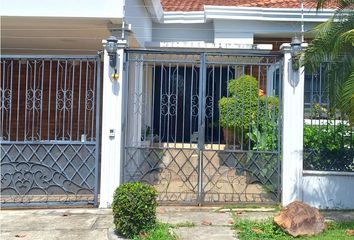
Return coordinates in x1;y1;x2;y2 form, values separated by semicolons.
0;56;101;207
123;50;283;205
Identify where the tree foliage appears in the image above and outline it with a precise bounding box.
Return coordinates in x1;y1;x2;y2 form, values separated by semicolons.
304;0;354;124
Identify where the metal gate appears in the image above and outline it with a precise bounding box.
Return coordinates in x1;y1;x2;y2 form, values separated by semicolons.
0;55;101;207
123;50;282;205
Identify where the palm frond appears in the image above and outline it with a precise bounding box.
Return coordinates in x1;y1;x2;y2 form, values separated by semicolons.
338;29;354;46
304;12;354;70
340;65;354;123
337;0;354;10
305;0;354;123
316;0;354;10
315;0;330;10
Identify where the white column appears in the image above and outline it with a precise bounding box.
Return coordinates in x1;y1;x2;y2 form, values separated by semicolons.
99;43;126;208
281;43;305;206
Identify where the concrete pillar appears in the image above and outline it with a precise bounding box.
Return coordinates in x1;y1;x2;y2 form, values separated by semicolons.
280;43;306;206
99;40;126;208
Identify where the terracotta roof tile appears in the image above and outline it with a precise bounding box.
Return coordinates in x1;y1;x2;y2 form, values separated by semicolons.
160;0;336;12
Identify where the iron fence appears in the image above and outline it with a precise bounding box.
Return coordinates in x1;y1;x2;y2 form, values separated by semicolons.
303;63;354;172
0;55;101;207
123;50;283;204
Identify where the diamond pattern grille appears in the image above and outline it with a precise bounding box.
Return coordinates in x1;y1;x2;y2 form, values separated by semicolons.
1;143;96;205
202;150;279;203
124;147;199;204
124;147;280;204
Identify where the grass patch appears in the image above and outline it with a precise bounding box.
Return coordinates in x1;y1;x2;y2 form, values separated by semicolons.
132;223;177;240
173;221;196;228
234;218;354;240
234;218;288;240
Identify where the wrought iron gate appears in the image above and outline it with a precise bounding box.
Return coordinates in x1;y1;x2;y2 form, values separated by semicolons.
0;55;101;207
123;50;282;205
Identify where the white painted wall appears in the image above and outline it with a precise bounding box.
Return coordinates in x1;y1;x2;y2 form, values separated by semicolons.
125;0;153;47
151;19;319;46
303;171;354;209
152;23;214;43
214;19;253;44
214;32;254;44
0;0;124;19
213;19;318;39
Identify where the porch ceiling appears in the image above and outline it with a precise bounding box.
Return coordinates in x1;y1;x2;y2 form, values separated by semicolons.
0;16;123;55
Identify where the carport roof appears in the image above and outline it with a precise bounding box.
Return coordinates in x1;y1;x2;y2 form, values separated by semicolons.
160;0;337;12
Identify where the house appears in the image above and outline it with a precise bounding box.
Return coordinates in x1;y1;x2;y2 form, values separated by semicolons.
1;0;353;209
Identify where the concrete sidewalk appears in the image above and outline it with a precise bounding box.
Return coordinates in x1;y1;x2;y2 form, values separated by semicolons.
0;208;116;240
0;206;263;240
1;207;353;240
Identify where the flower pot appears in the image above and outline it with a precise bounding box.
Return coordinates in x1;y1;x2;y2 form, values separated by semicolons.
222;128;242;149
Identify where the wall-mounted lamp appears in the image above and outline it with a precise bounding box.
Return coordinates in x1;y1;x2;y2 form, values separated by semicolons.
103;35;119;79
104;36;118;68
290;36;302;71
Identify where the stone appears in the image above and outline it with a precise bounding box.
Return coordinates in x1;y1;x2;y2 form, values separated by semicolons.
227;219;234;225
346;229;354;236
201;220;212;226
273;201;326;237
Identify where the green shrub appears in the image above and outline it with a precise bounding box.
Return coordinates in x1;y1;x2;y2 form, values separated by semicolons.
248;96;279;151
112;182;158;238
304;123;354;171
219;74;279;150
218;75;259;142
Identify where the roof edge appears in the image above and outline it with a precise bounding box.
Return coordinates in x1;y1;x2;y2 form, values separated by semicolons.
161;6;334;23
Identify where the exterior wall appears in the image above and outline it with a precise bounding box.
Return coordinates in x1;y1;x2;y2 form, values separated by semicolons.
0;0;124;19
152;23;214;43
125;0;153;47
214;20;253;44
215;32;254;44
213;20;317;44
303;172;354;209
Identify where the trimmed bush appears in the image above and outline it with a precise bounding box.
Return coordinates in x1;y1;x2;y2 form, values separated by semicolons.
112;182;158;238
219;74;279;150
219;75;259;131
